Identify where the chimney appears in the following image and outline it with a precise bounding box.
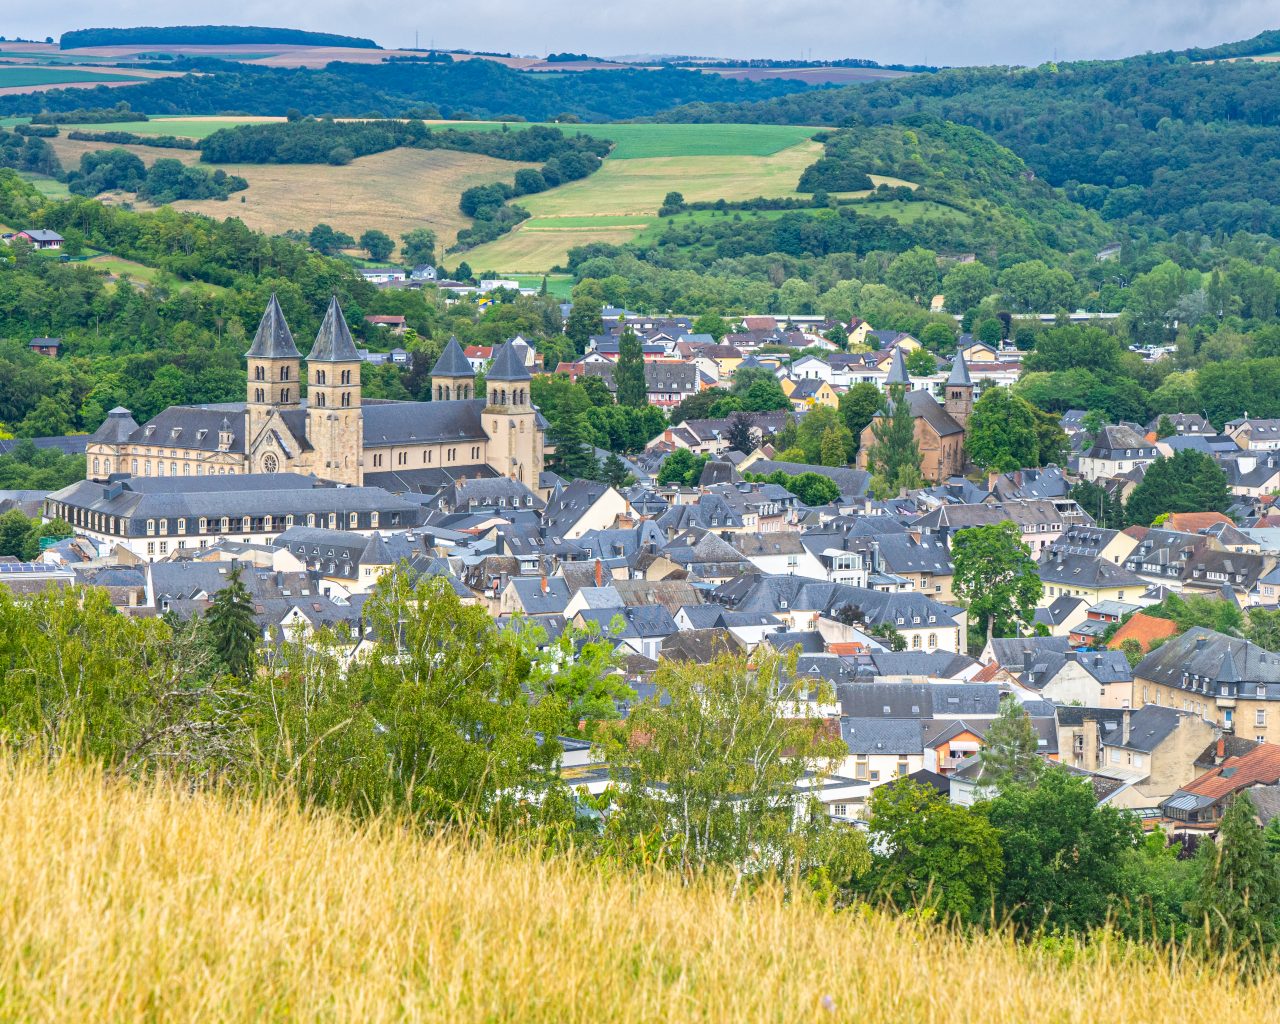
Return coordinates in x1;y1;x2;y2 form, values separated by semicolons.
594;558;604;588
1022;650;1033;675
541;575;548;594
1216;735;1226;762
1194;637;1207;651
1122;709;1131;746
1065;650;1077;662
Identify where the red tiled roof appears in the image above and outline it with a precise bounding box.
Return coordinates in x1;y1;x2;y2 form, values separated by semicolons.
1184;743;1280;800
1107;613;1177;653
971;661;1002;683
1166;512;1233;532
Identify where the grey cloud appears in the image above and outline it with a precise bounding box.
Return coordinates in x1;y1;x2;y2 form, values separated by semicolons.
12;0;1280;66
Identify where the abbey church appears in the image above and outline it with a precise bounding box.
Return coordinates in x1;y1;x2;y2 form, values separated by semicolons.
85;296;546;492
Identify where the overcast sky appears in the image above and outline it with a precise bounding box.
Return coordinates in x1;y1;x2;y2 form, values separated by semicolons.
10;0;1280;65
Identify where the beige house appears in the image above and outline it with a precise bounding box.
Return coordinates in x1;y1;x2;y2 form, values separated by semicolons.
1098;706;1219;810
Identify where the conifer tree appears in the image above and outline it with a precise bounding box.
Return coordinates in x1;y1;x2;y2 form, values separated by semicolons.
867;385;924;497
616;328;647;408
203;567;258;679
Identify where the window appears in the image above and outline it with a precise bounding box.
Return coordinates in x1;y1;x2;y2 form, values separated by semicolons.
349;512;358;528
307;514;316;528
853;758;868;780
158;519;168;535
146;519;156;536
896;760;909;777
220;517;230;532
911;634;922;649
146;542;155;556
1257;710;1267;728
370;512;379;528
927;633;937;649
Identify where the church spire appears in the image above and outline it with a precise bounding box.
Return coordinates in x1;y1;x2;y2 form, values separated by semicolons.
308;296;361;363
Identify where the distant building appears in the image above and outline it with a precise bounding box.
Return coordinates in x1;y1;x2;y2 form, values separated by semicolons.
14;229;62;250
28;337;61;357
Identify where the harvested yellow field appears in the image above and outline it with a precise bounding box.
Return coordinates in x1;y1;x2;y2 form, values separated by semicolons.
171;147;537;252
465;139;822;271
3;756;1277;1024
48;134;203;170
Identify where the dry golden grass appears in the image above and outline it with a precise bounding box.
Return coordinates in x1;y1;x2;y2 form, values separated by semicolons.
2;757;1277;1023
170;148;537;252
47;134;204;170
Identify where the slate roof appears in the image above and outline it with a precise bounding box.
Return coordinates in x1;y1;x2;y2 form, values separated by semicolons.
1135;627;1280;695
486;340;532;382
362;398;488;446
744;460;870;497
946;350;972;386
245;294;301;361
884;346;910;385
840;717;925;755
431;336;473;377
308;296;361;363
1106;704;1198;754
89;406;141;444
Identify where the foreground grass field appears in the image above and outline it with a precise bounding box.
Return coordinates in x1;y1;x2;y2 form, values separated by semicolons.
2;757;1276;1023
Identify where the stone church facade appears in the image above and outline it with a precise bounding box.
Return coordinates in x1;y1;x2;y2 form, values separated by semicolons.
86;296;545;492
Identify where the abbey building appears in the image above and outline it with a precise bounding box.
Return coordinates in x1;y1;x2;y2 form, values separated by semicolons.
85;296;546;492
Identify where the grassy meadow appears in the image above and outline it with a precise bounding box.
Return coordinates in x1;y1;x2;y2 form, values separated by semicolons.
0;66;143;88
1;756;1276;1023
57;115;286;138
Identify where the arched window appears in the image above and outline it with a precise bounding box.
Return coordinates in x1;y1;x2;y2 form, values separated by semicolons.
341;392;351;407
220;516;230;532
146;519;156;535
241;516;251;532
341;369;351;385
316;370;326;386
307;513;316;528
280;365;290;381
92;457;99;475
254;365;265;381
281;388;290;404
255;388;264;403
349;512;358;528
316;392;326;408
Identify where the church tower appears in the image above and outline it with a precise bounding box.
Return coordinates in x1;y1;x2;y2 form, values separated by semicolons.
305;296;364;485
944;349;974;430
245;294;301;445
430;336;475;400
483;340;540;488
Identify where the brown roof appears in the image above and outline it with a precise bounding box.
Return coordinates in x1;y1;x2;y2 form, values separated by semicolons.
1165;512;1233;533
1107;613;1177;653
1184;743;1280;800
971;661;1003;683
743;316;777;331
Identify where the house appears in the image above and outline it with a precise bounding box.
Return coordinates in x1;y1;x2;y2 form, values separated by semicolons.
1220;452;1280;497
15;229;62;250
1225;416;1280;451
1161;742;1280;831
363;315;407;335
1037;551;1146;607
545;481;627;540
1097;705;1219;810
1017;648;1135;708
781;377;839;411
28;337;60;357
1077;425;1159;482
1134;628;1280;741
410;265;437;282
358;268;407;284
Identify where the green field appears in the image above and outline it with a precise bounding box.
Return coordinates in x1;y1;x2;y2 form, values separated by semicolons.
421;120;817;159
59;116;285;139
86;255;226;294
15;172;70;199
462;136;823;271
0;67;143;87
502;273;575;299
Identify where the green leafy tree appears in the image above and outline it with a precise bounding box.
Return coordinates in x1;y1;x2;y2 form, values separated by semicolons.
565;299;603;356
864;779;1003;923
657;447;708;487
978;697;1045;790
1155;414;1177;439
600;650;869;887
1187;791;1280;956
867;386;924;497
400;227;436;266
820;425;847;467
966;387;1040;473
1145;593;1244;636
980;767;1140;935
1125;450;1230;526
976;317;1004;345
359;228;394;262
952;522;1043;643
691;312;728;341
1247;607;1280;652
202;567;258;680
941;261;994;313
905;348;938;377
920;321;957;352
726;412;756;454
615;328;647;408
839;382;882;450
885;246;940;304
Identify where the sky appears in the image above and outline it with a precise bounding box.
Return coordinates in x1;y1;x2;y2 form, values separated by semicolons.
9;0;1280;66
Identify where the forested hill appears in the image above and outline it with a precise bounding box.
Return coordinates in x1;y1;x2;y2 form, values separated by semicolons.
60;26;380;49
0;58;813;123
655;50;1280;237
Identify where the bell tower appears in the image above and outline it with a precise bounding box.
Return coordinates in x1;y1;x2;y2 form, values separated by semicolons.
245;294;301;444
305;296;364;485
944;349;974;430
430;336;475;400
483;340;540;487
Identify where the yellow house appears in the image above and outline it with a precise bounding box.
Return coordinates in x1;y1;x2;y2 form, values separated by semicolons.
1037;552;1146;608
874;339;921;371
960;340;1001;363
781;377;839;411
701;344;743;381
848;319;872;349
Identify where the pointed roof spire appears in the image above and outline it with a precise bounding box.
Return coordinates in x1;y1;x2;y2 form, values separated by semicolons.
947;348;972;387
245;293;300;360
486;340;532;382
359;531;395;567
431;335;472;378
308;296;360;363
885;344;910;386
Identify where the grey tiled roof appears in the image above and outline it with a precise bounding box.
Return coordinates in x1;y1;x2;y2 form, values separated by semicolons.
431;336;473;378
308;296;361;363
362;399;488;446
245;294;301;360
486;340;532;383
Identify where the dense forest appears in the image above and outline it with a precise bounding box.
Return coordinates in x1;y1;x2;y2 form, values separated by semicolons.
60;26;380;49
657;51;1280;237
0;58;812;122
